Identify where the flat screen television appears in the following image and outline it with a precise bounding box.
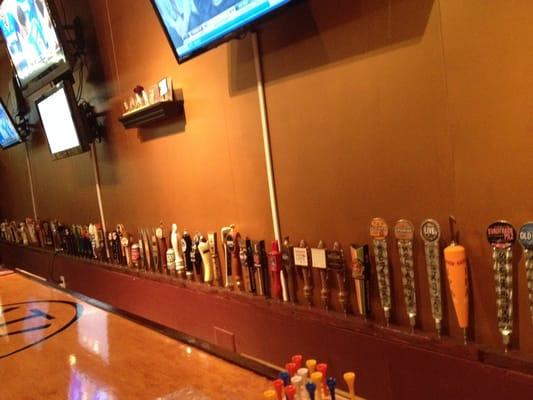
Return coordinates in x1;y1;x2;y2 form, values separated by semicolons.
0;98;22;149
35;81;88;160
0;0;70;95
151;0;293;63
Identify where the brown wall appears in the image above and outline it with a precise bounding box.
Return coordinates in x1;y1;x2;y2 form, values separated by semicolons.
0;51;34;219
0;0;532;358
88;0;274;240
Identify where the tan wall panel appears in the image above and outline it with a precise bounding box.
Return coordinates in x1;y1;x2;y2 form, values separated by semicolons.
0;46;33;220
259;0;454;330
440;0;533;351
89;0;274;240
0;0;531;356
26;135;100;223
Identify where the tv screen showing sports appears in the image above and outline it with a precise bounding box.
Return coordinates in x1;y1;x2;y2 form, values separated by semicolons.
152;0;293;63
0;0;68;93
36;82;87;160
0;98;22;149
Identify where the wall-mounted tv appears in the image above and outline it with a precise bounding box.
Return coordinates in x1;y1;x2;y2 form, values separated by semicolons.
0;0;70;96
35;81;88;160
0;98;22;149
151;0;293;63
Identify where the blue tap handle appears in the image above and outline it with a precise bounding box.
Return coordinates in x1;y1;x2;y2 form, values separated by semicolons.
306;382;316;400
279;371;290;386
327;377;337;400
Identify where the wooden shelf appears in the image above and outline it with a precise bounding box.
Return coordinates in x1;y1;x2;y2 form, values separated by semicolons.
118;100;184;129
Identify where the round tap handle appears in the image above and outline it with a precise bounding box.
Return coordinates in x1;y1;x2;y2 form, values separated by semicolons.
310;371;323;400
343;372;356;400
327;377;337;400
285;385;296;400
273;379;284;400
286;362;297;377
291;354;303;370
306;382;317;400
316;363;327;386
279;371;290;386
297;367;309;384
306;359;317;373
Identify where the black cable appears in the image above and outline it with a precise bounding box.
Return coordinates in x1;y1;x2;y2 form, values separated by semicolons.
75;54;85;102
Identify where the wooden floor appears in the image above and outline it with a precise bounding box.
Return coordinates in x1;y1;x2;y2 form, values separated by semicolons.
0;272;272;399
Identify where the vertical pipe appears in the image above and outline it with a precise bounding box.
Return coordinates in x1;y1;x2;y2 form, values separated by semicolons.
251;32;281;243
90;142;109;258
24;141;37;220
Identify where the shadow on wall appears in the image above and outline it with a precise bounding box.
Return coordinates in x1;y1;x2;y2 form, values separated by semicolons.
228;0;435;94
135;88;186;142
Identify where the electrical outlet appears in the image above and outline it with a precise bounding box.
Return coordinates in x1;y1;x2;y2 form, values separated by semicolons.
59;275;66;289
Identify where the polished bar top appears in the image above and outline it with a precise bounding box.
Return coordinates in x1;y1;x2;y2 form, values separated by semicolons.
0;272;272;399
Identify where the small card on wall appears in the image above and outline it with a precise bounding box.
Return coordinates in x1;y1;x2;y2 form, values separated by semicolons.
311;248;327;269
293;247;309;267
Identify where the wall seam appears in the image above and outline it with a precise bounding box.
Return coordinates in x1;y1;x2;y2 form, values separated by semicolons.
104;0;122;94
436;0;457;220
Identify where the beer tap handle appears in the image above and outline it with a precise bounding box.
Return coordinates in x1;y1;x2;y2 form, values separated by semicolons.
285;385;295;400
444;217;469;344
171;224;184;276
420;219;443;337
327;377;337;400
142;229;152;270
279;371;290;386
343;372;356;400
245;238;257;293
230;230;243;290
273;379;284;400
518;223;533;325
350;244;371;318
156;224;168;272
199;238;213;284
192;233;203;281
221;225;234;288
316;363;327;388
263;390;276;400
151;230;160;272
282;238;297;303
370;218;392;326
253;241;266;296
312;240;329;310
306;359;317;374
182;230;193;279
240;239;251;292
311;372;323;400
487;221;516;351
327;241;347;314
121;236;131;267
269;240;283;300
295;240;313;307
290;376;303;399
394;219;417;332
291;354;303;370
208;232;220;286
306;382;316;400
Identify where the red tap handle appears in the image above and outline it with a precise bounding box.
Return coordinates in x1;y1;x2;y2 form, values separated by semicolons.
317;363;328;386
273;379;284;400
291;354;303;370
269;240;282;299
285;385;296;400
286;362;297;377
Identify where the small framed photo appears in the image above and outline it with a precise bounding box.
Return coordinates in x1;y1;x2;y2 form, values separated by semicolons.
158;77;173;101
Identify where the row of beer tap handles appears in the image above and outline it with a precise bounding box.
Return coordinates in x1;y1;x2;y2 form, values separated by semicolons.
2;217;533;351
370;217;533;352
263;355;357;400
